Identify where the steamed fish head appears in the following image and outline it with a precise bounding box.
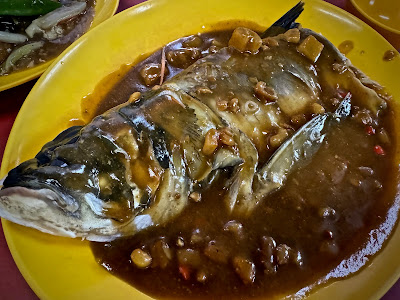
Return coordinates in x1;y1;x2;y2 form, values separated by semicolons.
0;114;169;241
0;86;244;242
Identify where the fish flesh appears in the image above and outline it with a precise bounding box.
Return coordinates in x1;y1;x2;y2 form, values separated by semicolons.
0;2;389;241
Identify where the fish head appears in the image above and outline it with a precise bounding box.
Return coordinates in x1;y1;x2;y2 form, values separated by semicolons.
0;118;166;241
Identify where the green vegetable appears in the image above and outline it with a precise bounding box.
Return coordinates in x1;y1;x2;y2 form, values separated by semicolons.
0;0;61;16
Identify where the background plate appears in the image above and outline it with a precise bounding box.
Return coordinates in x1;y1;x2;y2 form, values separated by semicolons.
0;0;120;92
1;0;400;299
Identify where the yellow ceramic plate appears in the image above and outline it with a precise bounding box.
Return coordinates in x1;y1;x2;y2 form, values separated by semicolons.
1;0;400;299
350;0;400;34
0;0;120;92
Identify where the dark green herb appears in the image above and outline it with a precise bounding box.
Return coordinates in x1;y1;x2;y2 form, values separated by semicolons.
0;0;61;17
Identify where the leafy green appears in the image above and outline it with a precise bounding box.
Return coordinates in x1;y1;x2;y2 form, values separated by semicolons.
0;0;61;16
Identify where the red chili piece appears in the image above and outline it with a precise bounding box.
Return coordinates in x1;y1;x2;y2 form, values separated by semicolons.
366;126;375;135
374;145;385;155
179;265;191;280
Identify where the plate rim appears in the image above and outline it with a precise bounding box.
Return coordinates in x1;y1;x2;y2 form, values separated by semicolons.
349;0;400;34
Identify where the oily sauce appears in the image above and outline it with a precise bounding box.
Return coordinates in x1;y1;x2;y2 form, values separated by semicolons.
383;50;398;61
338;40;354;55
90;29;399;299
93;31;234;116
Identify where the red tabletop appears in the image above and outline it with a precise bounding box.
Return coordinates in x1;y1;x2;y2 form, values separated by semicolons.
0;0;399;299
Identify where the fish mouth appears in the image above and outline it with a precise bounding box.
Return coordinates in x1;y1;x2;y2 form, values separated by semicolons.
0;186;79;238
0;186;119;241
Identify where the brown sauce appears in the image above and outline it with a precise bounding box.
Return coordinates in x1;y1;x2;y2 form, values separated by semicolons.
81;63;132;123
90;28;399;298
338;40;354;55
383;49;398;61
93;31;234;116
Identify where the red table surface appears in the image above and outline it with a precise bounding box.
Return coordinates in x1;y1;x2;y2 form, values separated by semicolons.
0;0;399;299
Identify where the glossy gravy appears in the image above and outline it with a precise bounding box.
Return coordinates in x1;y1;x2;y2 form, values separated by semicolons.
90;29;399;299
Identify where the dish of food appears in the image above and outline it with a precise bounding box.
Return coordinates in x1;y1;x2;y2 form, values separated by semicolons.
1;0;400;299
0;0;119;92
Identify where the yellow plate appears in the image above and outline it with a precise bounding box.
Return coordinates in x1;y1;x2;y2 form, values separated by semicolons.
0;0;120;92
1;0;400;299
350;0;400;34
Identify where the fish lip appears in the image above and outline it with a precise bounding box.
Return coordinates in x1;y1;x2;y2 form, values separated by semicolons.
0;186;127;241
3;170;80;214
0;184;78;213
0;186;59;201
0;186;79;238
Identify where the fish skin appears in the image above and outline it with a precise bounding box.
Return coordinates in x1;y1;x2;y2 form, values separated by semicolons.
0;18;389;240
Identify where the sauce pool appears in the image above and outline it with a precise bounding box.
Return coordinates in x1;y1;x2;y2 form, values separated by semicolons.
89;27;400;299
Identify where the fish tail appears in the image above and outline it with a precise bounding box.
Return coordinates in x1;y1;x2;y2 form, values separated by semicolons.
261;1;305;38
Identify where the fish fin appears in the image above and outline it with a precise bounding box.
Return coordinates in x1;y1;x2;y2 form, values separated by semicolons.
212;148;243;170
224;170;242;212
141;144;189;227
224;132;258;215
143;88;202;143
251;96;352;212
173;90;228;181
261;1;305;38
253;113;329;201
